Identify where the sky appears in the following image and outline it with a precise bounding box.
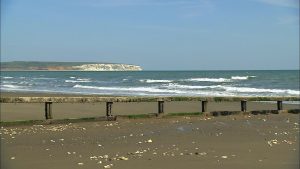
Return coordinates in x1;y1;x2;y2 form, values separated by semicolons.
1;0;299;70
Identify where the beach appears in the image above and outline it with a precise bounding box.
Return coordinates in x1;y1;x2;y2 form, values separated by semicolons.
1;114;299;169
1;92;299;169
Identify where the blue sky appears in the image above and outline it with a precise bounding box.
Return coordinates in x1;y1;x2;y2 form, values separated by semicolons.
1;0;299;70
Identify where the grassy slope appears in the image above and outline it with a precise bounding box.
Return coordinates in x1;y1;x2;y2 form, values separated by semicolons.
0;61;114;70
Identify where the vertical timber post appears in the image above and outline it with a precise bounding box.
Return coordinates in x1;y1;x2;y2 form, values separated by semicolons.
106;102;113;117
45;102;53;120
201;101;208;112
241;100;247;112
277;100;283;110
158;101;164;114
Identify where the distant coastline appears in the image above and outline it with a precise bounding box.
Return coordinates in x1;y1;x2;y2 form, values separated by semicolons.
0;61;143;71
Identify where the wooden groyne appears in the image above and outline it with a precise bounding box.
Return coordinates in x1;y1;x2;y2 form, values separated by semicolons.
1;96;299;124
1;96;299;103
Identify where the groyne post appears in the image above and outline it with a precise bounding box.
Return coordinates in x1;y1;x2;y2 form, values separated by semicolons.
158;101;164;114
106;102;113;117
277;101;283;110
45;102;53;120
241;100;247;112
202;101;208;112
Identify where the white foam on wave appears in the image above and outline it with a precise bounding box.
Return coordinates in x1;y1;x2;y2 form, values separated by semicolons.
2;76;14;79
185;78;232;82
223;86;299;95
140;79;173;83
70;77;76;79
65;79;91;83
231;76;248;80
1;84;22;89
73;84;185;94
164;83;214;89
164;83;299;95
184;76;256;82
231;76;256;80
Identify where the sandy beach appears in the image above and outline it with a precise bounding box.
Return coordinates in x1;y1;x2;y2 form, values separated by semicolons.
1;114;299;169
1;92;299;169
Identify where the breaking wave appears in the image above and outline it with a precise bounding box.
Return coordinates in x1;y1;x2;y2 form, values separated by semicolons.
73;84;184;94
185;78;232;82
139;79;173;83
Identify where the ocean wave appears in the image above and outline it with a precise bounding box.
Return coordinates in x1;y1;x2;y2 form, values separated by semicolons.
2;76;14;79
65;79;91;83
33;77;56;80
139;79;173;83
164;84;299;95
185;78;232;82
184;76;256;82
164;83;214;89
73;84;184;94
1;84;23;89
223;86;299;95
231;76;248;80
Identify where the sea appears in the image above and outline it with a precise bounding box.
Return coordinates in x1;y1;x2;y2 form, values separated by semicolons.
0;70;299;97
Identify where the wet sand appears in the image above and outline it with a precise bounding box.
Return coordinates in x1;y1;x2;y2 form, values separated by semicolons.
1;114;299;169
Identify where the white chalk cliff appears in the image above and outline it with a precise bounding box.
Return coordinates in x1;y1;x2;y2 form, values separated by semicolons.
72;64;142;71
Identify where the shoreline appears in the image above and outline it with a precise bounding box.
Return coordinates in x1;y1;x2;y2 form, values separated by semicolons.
1;91;300;99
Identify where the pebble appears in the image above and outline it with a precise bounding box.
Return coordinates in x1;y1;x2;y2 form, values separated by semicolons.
10;157;15;160
77;162;84;165
118;156;129;160
104;164;113;168
221;156;228;159
146;139;153;143
199;152;207;156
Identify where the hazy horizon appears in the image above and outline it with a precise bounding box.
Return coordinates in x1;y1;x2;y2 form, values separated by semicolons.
1;0;299;70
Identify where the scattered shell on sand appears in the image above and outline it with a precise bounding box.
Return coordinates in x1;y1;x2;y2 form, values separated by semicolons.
10;157;15;160
77;162;84;165
221;156;228;159
104;164;113;168
267;139;279;147
199;152;207;156
146;139;153;143
90;156;98;160
118;156;129;160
